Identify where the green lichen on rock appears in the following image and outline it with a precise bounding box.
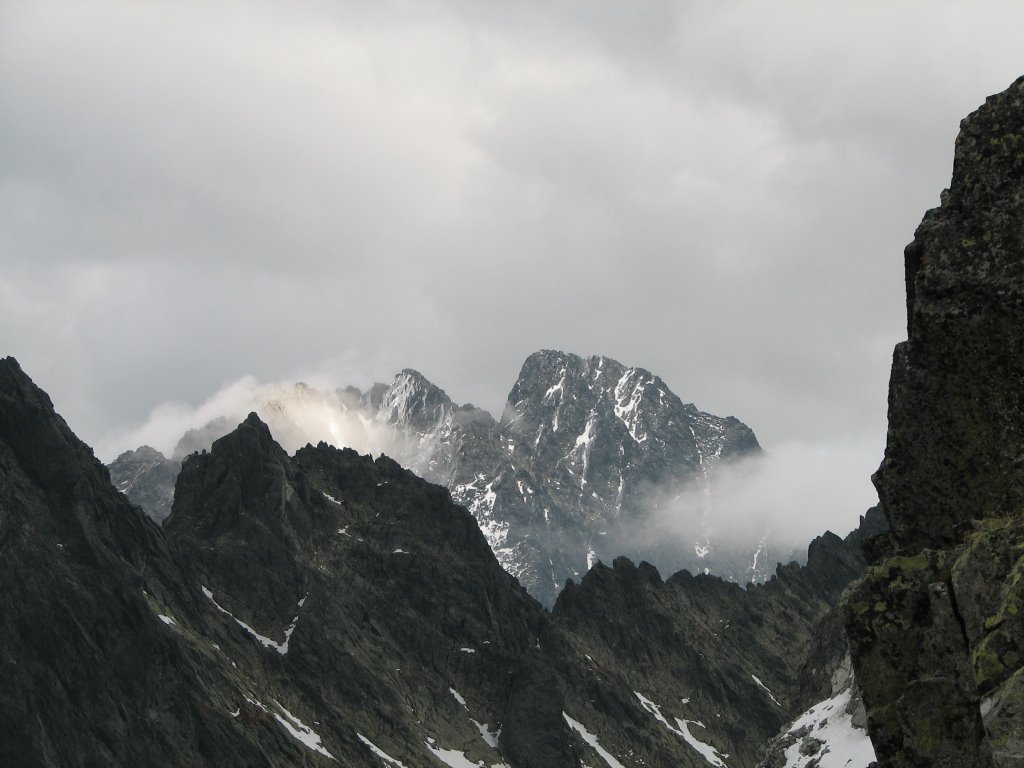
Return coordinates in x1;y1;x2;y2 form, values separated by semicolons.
951;517;1024;695
981;665;1024;764
845;75;1024;768
844;551;992;767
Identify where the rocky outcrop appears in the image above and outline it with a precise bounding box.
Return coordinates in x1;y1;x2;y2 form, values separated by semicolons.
845;75;1024;767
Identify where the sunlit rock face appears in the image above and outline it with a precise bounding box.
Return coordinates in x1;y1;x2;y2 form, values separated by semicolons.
845;75;1024;767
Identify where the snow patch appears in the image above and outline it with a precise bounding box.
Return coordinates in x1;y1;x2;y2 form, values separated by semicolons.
272;700;335;760
425;743;491;768
201;585;302;655
157;614;179;627
613;371;649;443
752;674;782;707
450;687;468;709
562;712;626;768
676;719;729;768
634;692;728;768
472;719;500;749
779;687;875;768
358;733;408;767
322;491;342;505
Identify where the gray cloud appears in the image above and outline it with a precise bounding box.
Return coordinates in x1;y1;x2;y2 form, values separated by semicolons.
629;439;882;558
3;2;1024;538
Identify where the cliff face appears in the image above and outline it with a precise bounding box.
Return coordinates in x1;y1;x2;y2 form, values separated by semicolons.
845;76;1024;767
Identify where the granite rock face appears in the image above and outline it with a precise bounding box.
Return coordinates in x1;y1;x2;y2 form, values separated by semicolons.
845;75;1024;767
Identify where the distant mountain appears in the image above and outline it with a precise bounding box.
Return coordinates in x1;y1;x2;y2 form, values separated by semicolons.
108;445;179;522
377;351;782;606
113;350;799;606
0;356;878;767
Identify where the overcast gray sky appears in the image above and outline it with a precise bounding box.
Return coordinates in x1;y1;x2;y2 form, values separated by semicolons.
3;2;1023;534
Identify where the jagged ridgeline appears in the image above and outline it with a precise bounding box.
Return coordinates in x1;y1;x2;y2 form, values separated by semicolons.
112;350;799;606
0;355;880;767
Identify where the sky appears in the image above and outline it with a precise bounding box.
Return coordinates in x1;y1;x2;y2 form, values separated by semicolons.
3;2;1024;537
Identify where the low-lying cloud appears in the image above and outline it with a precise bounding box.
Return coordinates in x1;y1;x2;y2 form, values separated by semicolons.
102;373;882;572
97;376;400;462
626;439;881;567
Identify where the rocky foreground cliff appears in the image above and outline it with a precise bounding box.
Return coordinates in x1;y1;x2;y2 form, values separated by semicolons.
844;75;1024;766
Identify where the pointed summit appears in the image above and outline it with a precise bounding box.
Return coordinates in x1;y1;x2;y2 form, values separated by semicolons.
374;368;455;431
0;356;105;499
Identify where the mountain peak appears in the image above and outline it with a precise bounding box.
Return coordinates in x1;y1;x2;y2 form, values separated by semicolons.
207;410;284;461
167;413;293;538
0;355;111;505
375;368;455;430
242;410;263;426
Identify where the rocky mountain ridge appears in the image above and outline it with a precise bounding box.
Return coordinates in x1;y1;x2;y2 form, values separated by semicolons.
2;355;876;767
112;350;798;606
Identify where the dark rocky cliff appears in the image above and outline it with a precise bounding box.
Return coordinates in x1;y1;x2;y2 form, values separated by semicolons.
1;355;880;767
844;75;1024;767
0;358;288;767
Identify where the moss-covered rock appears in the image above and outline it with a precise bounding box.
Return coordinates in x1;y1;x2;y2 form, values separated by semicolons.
844;553;992;767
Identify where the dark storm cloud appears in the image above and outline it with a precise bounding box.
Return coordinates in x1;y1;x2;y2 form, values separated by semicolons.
3;1;1024;536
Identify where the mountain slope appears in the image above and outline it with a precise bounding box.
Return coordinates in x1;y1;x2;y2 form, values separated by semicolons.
3;356;883;767
0;357;291;767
